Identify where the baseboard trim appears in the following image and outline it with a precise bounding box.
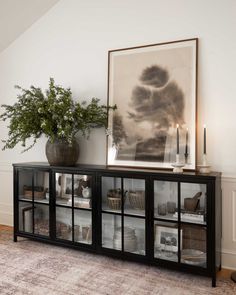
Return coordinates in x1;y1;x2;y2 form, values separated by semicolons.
0;211;13;226
222;251;236;271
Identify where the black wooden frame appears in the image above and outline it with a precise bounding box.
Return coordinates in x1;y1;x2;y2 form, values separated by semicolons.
13;162;221;287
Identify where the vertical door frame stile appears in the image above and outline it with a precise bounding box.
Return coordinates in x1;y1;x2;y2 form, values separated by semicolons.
13;168;19;242
147;175;154;261
207;180;216;286
32;169;35;235
97;172;102;250
71;173;75;242
92;171;98;249
50;169;55;240
206;181;211;271
178;180;181;264
121;176;124;253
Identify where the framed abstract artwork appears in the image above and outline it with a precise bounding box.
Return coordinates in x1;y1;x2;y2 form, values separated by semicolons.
106;38;198;170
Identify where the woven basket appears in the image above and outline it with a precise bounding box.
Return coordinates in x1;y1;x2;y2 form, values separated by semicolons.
128;191;145;210
107;189;122;199
107;197;121;210
23;186;45;200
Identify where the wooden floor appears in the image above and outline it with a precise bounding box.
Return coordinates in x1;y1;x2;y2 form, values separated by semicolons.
0;225;234;280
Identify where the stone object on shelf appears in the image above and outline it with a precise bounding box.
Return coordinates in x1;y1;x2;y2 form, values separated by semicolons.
184;192;202;212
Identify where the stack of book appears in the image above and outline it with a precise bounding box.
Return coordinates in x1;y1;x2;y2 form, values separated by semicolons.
173;210;205;223
74;197;91;209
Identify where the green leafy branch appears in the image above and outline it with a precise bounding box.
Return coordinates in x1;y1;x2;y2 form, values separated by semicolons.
0;78;116;152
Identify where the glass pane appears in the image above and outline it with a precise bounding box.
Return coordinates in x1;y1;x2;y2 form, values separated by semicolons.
74;210;92;244
34;171;49;204
18;169;33;201
102;177;122;213
19;201;33;233
124;217;145;255
124;178;145;217
34;204;49;236
102;213;121;250
56;207;72;241
181;183;207;225
55;173;72;206
181;224;207;268
154;221;178;262
73;174;92;209
154;181;178;221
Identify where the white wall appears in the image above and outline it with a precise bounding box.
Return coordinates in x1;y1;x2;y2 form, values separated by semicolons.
0;0;236;269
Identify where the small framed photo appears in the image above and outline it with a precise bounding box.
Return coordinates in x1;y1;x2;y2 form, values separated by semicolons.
155;224;182;252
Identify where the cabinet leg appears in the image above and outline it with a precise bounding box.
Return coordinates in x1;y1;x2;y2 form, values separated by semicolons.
212;276;216;287
13;235;17;242
219;264;222;271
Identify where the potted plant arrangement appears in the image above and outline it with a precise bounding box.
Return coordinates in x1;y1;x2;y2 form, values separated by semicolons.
0;78;116;166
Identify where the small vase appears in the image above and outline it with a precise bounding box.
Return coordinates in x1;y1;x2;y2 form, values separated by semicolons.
45;138;79;166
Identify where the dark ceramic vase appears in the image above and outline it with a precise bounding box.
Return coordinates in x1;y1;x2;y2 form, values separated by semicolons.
45;138;79;166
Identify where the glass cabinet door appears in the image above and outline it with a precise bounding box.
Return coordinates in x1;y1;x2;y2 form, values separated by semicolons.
154;221;179;262
124;217;145;255
153;179;208;268
18;169;50;237
180;183;206;225
102;213;122;250
102;176;122;213
101;176;146;256
55;172;93;245
180;182;207;268
154;180;178;221
181;224;207;268
124;178;145;217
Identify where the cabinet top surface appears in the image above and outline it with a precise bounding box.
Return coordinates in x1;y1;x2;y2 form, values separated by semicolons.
13;162;221;179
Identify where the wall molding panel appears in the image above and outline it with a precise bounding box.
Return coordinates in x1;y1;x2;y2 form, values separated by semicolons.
0;162;12;173
232;191;236;243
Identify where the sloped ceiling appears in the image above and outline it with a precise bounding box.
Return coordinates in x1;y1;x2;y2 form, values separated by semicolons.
0;0;60;53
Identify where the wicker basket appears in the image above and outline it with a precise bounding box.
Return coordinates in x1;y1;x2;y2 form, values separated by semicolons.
107;189;122;199
107;197;121;210
128;190;145;210
23;186;45;200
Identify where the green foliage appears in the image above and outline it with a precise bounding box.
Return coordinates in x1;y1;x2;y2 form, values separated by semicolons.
0;78;116;151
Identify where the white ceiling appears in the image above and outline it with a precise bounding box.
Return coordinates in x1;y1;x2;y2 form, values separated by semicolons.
0;0;60;53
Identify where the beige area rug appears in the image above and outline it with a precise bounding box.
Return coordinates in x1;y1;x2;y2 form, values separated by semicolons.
0;230;235;295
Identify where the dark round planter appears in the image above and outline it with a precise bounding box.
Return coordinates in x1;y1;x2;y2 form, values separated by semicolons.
45;138;79;166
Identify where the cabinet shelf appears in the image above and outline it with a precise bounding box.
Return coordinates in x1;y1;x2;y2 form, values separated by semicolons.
180;220;206;227
13;162;221;287
155;215;206;226
19;196;50;204
56;204;92;211
102;204;145;217
101;210;146;220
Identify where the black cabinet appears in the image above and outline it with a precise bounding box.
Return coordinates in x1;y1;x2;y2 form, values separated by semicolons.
13;163;221;287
